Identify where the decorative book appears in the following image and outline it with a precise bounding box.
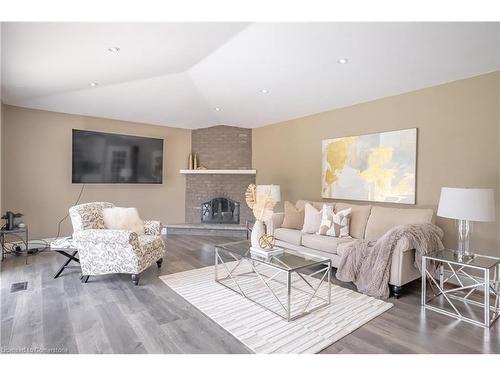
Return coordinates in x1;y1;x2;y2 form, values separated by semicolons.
250;246;284;257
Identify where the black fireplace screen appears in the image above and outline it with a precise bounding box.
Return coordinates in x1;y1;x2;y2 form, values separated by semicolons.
201;197;240;224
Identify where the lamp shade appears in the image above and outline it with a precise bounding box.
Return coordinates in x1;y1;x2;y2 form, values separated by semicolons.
437;187;495;222
256;185;281;203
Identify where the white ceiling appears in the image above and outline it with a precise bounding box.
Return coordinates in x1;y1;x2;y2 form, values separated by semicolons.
1;22;499;129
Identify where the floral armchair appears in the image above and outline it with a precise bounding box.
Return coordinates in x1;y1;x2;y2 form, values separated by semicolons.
69;202;165;285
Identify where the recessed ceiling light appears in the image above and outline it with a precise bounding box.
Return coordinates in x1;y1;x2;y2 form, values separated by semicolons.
214;107;222;112
90;82;99;87
337;58;348;64
108;47;120;52
261;89;269;94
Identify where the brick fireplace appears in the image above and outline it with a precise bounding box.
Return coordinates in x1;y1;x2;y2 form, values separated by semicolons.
184;125;255;225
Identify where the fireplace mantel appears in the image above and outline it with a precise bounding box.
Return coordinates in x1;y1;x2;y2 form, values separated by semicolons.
179;169;256;175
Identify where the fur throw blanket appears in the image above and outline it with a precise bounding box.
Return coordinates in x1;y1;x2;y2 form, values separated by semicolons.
335;223;444;299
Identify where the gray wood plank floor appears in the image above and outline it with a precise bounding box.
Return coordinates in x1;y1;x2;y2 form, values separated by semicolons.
1;234;499;354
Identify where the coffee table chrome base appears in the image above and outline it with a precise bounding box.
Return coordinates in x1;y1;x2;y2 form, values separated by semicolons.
215;248;331;321
422;254;500;328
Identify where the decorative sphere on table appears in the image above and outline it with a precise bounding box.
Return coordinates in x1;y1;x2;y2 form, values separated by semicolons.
259;234;275;249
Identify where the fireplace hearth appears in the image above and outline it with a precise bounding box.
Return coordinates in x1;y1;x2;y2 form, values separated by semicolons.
201;197;240;224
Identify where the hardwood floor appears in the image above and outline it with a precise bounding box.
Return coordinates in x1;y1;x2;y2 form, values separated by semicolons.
1;234;499;354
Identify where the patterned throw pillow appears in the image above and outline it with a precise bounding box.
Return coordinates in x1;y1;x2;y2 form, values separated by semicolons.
326;208;352;238
317;204;335;235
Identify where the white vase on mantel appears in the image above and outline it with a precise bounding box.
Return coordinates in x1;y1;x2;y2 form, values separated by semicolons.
251;220;265;249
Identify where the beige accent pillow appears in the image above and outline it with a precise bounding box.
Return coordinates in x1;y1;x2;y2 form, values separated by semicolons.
103;207;145;235
281;201;305;230
302;203;324;234
326;208;352;238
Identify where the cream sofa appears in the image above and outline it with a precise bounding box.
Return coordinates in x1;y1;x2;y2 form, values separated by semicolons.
267;200;435;298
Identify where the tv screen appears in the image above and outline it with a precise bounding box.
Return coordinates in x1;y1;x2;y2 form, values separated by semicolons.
72;129;163;184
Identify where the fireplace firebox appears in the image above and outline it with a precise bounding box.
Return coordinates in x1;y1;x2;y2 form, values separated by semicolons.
201;197;240;224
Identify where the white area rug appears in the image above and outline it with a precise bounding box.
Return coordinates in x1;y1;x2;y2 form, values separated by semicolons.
160;262;393;354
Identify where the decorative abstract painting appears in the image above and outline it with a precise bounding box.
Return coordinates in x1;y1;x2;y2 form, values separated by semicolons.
321;128;417;204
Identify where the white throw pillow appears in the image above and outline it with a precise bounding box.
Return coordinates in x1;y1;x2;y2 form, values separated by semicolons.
103;207;145;235
302;203;324;234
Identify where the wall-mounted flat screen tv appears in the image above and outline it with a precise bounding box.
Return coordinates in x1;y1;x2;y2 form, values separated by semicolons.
72;129;163;184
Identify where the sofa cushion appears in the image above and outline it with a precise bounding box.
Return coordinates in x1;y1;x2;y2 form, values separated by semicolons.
364;206;434;240
335;203;372;239
274;228;302;246
281;201;305;230
296;200;333;211
301;234;354;255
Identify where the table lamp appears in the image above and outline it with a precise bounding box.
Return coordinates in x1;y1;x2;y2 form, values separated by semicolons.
256;185;281;204
437;187;495;260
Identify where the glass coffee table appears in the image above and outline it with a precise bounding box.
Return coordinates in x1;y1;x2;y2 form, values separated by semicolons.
214;240;332;321
422;249;500;327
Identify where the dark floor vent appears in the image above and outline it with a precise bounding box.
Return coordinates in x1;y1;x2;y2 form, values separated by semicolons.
10;281;28;293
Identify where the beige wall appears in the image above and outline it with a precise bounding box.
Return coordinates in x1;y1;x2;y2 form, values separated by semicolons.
2;72;499;253
253;72;500;256
1;105;191;239
0;100;2;216
0;103;2;216
0;24;3;215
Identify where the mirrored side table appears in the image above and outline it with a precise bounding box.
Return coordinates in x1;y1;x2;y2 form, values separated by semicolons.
422;249;500;328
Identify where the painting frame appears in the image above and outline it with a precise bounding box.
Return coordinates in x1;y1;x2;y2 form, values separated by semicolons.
321;128;417;205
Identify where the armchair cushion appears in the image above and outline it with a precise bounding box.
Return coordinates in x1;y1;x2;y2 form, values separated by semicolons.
73;229;139;246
